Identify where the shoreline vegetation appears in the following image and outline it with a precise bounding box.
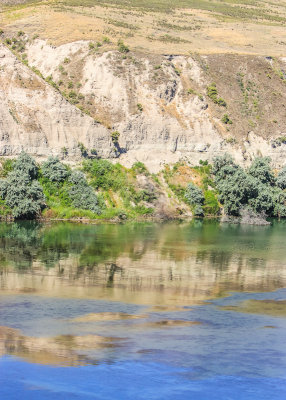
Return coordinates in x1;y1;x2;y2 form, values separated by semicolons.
0;152;286;225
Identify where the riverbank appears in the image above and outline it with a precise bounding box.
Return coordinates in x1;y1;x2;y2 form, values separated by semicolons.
1;153;286;223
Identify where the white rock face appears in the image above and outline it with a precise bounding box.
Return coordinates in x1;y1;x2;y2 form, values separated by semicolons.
0;44;113;160
1;41;286;172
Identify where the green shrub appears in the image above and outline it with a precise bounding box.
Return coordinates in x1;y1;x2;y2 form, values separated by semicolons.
185;183;204;216
68;90;77;98
1;170;45;219
222;114;233;124
199;159;209;166
212;153;237;181
45;75;58;90
207;83;227;107
132;162;149;175
248;157;275;185
213;154;281;217
14;151;38;179
185;183;204;205
207;83;217;100
0;158;14;177
0;153;47;219
78;142;88;158
117;39;129;53
68;171;101;214
248;183;274;215
273;189;286;217
204;190;220;215
277;166;286;189
133;205;154;215
111;131;120;144
84;159;127;191
0;180;8;199
41;157;69;183
217;98;227;107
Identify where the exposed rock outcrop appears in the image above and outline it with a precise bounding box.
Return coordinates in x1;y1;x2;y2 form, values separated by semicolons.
1;40;286;171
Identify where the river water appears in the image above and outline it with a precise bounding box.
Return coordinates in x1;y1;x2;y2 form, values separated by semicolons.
0;220;285;399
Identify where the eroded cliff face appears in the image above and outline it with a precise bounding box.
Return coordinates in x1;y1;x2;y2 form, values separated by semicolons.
1;38;286;171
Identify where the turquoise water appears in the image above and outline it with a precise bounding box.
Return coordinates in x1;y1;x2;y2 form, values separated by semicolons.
0;220;286;399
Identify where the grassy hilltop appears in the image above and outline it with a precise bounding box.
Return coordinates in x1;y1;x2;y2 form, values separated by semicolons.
1;0;286;55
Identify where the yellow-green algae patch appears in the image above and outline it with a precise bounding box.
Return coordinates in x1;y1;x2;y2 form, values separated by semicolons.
221;300;286;318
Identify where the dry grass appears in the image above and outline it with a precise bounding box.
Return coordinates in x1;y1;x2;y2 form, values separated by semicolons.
1;0;286;55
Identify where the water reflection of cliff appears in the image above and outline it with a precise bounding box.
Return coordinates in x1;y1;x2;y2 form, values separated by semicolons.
0;221;286;305
0;326;122;366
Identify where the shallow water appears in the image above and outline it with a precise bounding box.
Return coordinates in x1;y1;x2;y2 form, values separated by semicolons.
0;220;286;399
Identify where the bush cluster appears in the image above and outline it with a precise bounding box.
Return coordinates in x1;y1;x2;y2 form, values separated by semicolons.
207;83;227;107
0;152;45;219
68;171;102;214
41;156;69;182
185;183;204;216
213;154;286;217
0;153;103;219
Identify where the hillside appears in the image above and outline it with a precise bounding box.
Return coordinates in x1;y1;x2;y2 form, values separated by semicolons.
2;0;286;55
0;0;286;171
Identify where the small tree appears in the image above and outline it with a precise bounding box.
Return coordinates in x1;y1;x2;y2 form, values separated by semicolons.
117;39;129;53
14;151;38;179
68;171;101;214
185;183;204;216
248;183;274;215
2;171;45;219
0;179;8;199
41;156;69;183
277;166;286;190
248;157;275;185
212;153;237;182
0;153;45;219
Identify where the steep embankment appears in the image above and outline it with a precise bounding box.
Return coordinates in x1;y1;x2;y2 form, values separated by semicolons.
1;32;286;171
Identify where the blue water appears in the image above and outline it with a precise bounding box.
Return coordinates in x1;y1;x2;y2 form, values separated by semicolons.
1;357;286;400
1;221;286;399
1;290;286;399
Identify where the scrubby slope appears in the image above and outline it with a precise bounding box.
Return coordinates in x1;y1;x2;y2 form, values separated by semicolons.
0;1;286;171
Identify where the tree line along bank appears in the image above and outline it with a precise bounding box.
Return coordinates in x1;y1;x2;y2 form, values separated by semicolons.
0;152;286;221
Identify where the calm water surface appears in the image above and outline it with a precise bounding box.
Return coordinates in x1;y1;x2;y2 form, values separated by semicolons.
0;220;286;399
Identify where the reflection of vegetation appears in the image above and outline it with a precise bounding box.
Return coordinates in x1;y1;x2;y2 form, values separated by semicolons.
1;220;286;301
106;263;123;287
0;222;93;269
0;222;158;270
0;221;42;269
0;219;284;280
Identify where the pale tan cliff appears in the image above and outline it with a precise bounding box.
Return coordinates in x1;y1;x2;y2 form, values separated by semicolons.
1;38;286;171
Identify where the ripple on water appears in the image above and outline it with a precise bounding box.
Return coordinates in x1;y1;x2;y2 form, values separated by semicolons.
221;299;286;317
